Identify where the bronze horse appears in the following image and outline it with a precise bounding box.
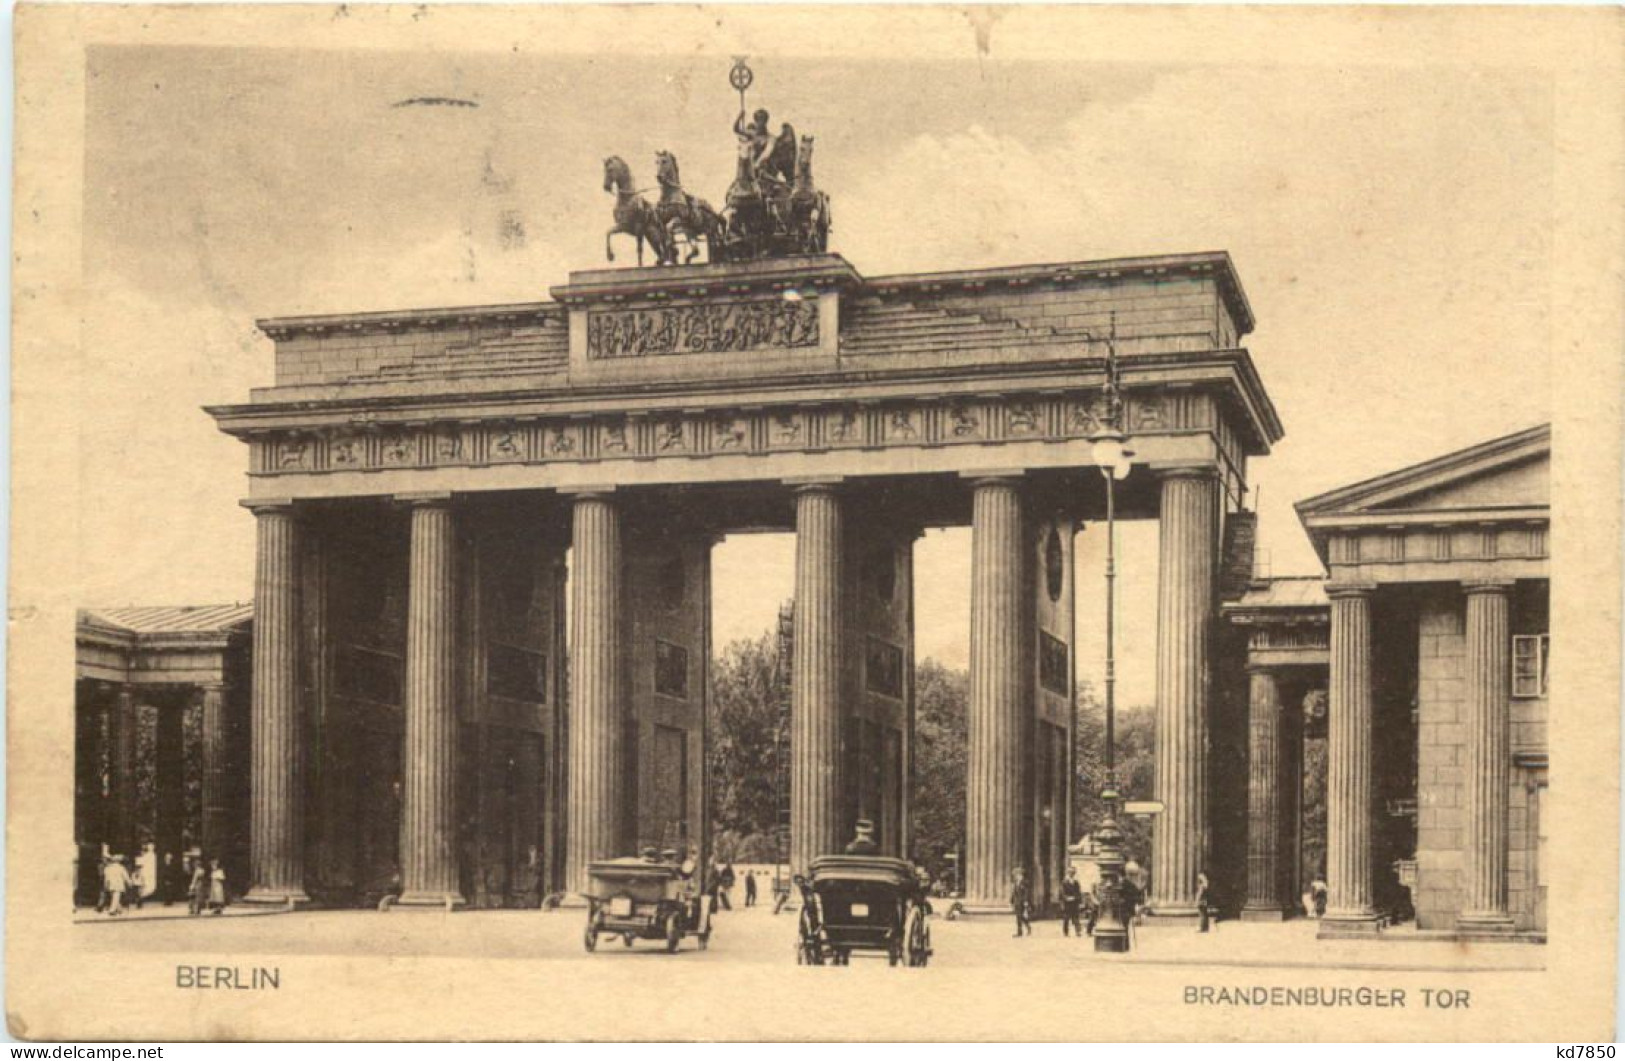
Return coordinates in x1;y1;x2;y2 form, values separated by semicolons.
602;155;670;266
654;151;728;265
789;134;831;254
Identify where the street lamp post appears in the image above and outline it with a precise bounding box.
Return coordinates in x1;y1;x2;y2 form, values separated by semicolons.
1089;314;1134;954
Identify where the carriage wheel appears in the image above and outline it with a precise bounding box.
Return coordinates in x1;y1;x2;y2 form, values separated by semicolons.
583;918;599;953
664;914;682;953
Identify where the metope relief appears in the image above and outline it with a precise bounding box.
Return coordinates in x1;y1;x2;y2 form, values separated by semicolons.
586;299;820;360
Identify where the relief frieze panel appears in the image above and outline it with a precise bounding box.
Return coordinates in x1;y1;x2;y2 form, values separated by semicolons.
251;385;1202;476
586;298;820;360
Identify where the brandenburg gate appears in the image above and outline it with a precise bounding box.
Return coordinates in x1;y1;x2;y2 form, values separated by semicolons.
208;246;1281;913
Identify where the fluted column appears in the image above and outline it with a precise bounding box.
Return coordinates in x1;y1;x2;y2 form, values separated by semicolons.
1323;581;1379;931
791;481;843;873
1460;580;1515;934
1242;667;1286;919
966;476;1026;908
566;492;626;893
398;496;464;908
198;683;230;862
1151;469;1217;914
110;684;138;856
243;501;309;904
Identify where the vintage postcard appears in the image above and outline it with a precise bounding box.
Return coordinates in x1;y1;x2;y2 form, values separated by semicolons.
8;3;1622;1042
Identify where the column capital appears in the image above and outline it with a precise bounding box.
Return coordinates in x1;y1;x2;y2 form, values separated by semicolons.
784;475;844;494
1150;461;1221;482
240;497;295;515
959;469;1027;487
396;491;454;508
1462;578;1516;596
1325;580;1377;600
559;485;619;499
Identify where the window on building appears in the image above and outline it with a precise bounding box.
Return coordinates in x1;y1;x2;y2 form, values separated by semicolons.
1513;633;1549;698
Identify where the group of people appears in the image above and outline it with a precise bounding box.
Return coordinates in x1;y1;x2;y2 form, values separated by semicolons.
1010;864;1169;938
93;847;226;917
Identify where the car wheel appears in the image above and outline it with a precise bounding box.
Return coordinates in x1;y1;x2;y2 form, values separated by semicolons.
665;915;681;953
583;921;598;953
621;933;634;948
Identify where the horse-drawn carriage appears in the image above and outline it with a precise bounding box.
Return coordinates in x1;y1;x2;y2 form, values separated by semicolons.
581;857;712;954
794;855;932;967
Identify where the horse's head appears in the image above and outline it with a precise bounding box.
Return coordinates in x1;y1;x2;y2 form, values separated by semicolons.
654;150;679;187
603;155;629;193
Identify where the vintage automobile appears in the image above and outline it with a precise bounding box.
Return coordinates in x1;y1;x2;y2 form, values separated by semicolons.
582;856;712;954
794;855;932;967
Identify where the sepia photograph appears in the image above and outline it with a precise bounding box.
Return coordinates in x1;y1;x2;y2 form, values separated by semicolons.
7;3;1622;1043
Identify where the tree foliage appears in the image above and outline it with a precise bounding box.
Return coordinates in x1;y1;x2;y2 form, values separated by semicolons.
910;660;969;880
707;633;784;854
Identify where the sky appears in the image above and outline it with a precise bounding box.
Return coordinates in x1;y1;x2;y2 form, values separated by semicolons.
79;40;1555;706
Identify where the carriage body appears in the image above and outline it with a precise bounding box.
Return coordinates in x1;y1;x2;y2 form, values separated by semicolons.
797;856;932;967
582;858;711;954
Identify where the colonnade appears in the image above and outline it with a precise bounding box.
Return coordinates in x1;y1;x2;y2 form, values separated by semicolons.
241;465;1227;911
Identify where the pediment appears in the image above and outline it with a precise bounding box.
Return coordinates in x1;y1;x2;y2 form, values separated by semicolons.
1297;424;1550;519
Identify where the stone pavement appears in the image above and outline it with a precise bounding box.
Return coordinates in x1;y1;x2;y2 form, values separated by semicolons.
75;899;1544;973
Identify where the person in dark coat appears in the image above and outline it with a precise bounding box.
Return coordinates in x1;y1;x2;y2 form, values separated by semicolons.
744;871;758;907
1010;868;1032;938
844;818;880;855
1059;866;1084;937
1196;872;1213;932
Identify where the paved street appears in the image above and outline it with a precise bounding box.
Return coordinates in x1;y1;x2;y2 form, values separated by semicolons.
76;899;1544;973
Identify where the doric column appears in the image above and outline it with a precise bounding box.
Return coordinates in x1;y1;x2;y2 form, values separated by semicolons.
1323;581;1379;932
965;476;1026;907
110;684;138;856
1151;468;1217;915
1460;579;1515;934
398;496;464;908
566;491;626;893
790;481;843;873
1242;667;1286;919
242;501;309;904
198;683;229;862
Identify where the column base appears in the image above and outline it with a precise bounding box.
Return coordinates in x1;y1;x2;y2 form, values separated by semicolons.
1317;910;1384;939
240;886;311;908
950;900;1017;920
1143;903;1199;920
1092;924;1131;952
1240;903;1288;922
1456;912;1516;938
394;891;467;911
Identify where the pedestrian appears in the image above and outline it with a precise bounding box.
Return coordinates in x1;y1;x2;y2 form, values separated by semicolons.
125;857;145;912
189;855;209;916
1010;867;1032;938
716;862;735;910
102;855;131;917
1059;866;1083;937
1196;871;1212;932
208;858;227;915
1117;874;1142;927
1084;886;1100;936
744;871;758;907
